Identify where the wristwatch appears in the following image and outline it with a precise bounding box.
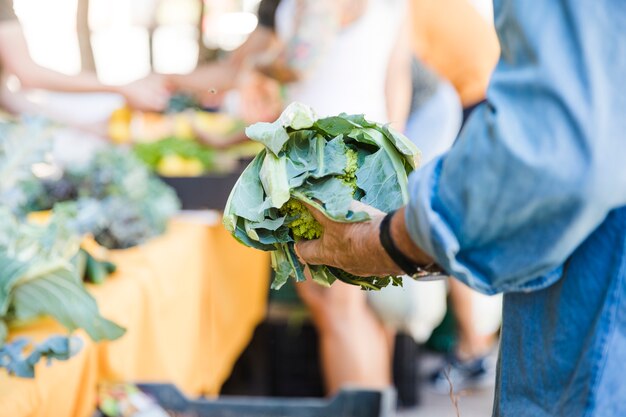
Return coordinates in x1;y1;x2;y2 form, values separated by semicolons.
379;210;446;281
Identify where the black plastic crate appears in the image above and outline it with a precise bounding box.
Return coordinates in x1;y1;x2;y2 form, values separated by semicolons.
221;320;324;398
160;172;241;211
132;383;396;417
221;318;421;408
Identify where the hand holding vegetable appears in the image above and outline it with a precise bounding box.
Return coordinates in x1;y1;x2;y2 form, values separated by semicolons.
224;102;424;290
295;201;400;277
296;204;433;278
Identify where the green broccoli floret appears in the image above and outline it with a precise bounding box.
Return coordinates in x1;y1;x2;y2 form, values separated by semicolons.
337;147;358;189
280;198;323;240
280;147;358;240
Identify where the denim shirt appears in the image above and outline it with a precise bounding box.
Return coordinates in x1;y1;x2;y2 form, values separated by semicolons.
405;1;626;416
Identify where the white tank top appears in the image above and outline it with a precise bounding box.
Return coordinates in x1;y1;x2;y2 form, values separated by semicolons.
275;0;405;123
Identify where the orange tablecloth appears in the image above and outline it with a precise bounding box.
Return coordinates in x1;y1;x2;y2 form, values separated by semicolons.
0;217;270;417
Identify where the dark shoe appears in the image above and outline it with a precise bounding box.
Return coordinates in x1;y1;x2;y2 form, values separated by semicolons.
428;351;497;394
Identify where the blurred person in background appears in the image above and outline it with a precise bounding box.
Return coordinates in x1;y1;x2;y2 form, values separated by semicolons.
167;0;284;146
171;0;466;396
408;0;503;393
262;0;412;394
167;0;282;117
0;0;169;113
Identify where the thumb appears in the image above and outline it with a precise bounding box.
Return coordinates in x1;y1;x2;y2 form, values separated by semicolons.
301;201;331;227
295;238;323;266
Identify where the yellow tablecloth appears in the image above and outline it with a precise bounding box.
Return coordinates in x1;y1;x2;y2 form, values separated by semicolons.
0;218;270;417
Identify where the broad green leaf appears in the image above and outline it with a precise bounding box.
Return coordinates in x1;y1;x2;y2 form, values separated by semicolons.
312;136;348;179
308;265;335;287
278;102;317;130
232;217;276;251
249;216;287;231
356;149;405;213
11;268;125;342
0;320;7;344
290;190;370;223
357;128;409;203
313;113;377;137
224;151;267;223
0;255;29;315
270;249;292;290
245;121;290;156
381;125;421;169
284;130;319;186
299;177;353;219
253;226;293;245
259;152;290;208
285;243;306;282
314;116;360;137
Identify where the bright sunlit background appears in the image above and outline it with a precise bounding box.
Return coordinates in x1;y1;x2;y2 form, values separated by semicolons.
13;0;492;86
13;0;262;84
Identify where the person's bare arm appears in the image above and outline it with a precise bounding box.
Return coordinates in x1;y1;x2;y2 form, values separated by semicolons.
385;12;412;132
296;204;433;277
169;27;276;95
0;21;169;111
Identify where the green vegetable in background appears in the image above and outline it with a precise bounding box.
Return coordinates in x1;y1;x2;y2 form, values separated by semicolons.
224;102;420;290
134;137;216;172
0;204;125;377
77;248;116;285
23;147;181;250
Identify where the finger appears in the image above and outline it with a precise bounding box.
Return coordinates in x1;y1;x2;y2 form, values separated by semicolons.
295;239;324;266
300;201;332;226
349;199;385;217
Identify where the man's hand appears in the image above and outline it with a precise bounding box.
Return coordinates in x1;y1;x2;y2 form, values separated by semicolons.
296;202;434;277
295;202;403;277
117;74;170;113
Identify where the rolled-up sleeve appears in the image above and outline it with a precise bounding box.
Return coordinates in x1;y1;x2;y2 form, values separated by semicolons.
405;1;626;294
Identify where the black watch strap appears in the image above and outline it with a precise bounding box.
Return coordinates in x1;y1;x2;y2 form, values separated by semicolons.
379;210;445;279
379;210;420;276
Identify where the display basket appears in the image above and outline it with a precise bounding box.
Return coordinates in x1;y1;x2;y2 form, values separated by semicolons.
123;383;396;417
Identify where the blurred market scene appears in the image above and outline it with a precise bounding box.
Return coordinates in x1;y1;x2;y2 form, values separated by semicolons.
2;0;625;416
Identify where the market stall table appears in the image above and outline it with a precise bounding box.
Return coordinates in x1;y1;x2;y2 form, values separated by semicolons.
0;216;270;417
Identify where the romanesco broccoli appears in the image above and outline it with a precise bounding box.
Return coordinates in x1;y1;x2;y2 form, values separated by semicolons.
280;198;323;239
337;147;358;189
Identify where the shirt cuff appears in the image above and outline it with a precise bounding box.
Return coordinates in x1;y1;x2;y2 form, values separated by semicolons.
405;158;563;295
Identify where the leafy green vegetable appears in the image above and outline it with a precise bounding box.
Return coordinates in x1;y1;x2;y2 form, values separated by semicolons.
24;147;180;249
0;204;125;377
0;336;83;378
134;137;216;171
78;248;116;285
224;103;420;290
0;118;53;214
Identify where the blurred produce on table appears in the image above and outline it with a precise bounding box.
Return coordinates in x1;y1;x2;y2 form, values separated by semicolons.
1;117;180;250
109;94;263;178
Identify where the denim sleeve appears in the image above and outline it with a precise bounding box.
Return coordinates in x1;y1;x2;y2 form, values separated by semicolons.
405;2;626;295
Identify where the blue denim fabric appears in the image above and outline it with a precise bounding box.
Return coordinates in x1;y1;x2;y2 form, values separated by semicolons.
405;1;626;415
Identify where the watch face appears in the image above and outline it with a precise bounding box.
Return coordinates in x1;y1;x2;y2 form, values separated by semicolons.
410;264;446;281
411;273;447;282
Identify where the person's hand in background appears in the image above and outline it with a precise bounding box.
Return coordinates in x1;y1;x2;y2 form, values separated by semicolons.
237;69;283;124
116;74;171;113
